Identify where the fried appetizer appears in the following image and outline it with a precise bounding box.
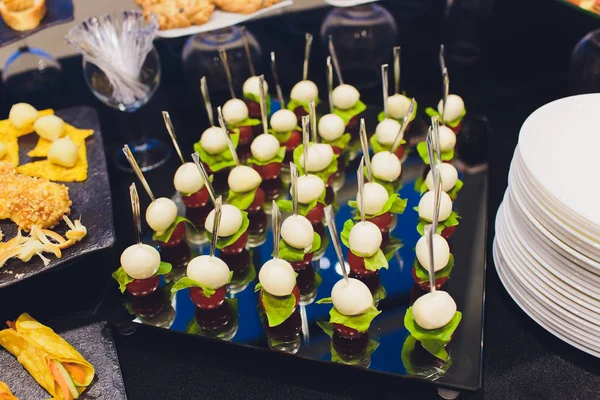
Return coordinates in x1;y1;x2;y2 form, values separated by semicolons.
213;0;280;14
0;0;46;31
0;381;17;400
0;162;71;231
140;0;214;29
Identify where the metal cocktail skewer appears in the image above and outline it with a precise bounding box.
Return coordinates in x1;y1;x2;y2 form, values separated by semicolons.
240;26;256;77
129;183;142;244
425;128;444;293
290;162;299;216
324;205;348;282
258;74;269;135
122;145;155;201
192;152;217;205
309;100;318;143
381;64;389;119
210;196;223;258
162;111;185;164
357;157;366;223
272;200;281;259
326;56;334;114
200;77;215;127
217;106;240;166
270;52;285;109
359;119;372;182
390;98;415;153
328;36;344;85
219;48;236;99
301;115;310;176
303;33;313;81
393;46;401;95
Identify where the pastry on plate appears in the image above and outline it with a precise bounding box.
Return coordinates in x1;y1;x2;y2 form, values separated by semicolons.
140;0;214;30
0;0;47;31
213;0;280;14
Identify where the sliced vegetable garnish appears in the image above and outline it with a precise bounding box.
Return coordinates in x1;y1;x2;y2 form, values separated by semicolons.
415;209;460;236
193;132;240;172
112;262;172;293
293;144;339;183
416;141;454;164
278;232;321;262
260;289;297;327
206;211;250;249
404;307;462;360
247;146;286;166
227;188;258;211
413;254;455;283
348;193;407;218
333;100;367;125
153;216;195;243
171;271;233;297
425;107;466;128
329;306;381;333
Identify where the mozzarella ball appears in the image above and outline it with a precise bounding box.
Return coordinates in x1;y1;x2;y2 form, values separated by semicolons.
349;221;382;257
418;191;453;222
375;118;402;146
205;204;243;237
356;182;389;215
290;80;319;103
437;94;465;123
415;234;450;272
387;94;411;120
222;98;249;126
200;126;228;155
295;174;325;204
251;133;280;162
412;290;457;330
281;214;314;250
331;278;373;316
436;125;457;152
270;109;297;133
228;165;261;193
298;143;334;172
174;162;204;194
243;76;268;98
120;244;161;280
259;258;296;296
371;151;401;182
34;115;65;141
9;103;38;129
318;113;345;141
425;163;458;192
146;197;178;234
187;255;231;289
0;142;6;159
332;84;360;110
48;137;78;168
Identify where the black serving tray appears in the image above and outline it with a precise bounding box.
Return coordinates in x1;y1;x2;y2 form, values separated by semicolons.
0;313;127;399
0;106;115;288
94;145;487;391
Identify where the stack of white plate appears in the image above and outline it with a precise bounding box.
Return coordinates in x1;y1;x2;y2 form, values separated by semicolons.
494;94;600;358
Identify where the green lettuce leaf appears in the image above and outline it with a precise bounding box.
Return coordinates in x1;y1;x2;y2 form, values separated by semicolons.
371;174;400;196
416;141;455;165
243;92;271;115
112;262;172;293
333;100;367;125
425;107;466;128
323;133;352;150
278;232;321;262
404;307;462;360
230;117;261;129
153;216;194;243
293;143;339;183
287;97;320;114
269;128;292;144
260;289;297;327
313;271;323;289
340;219;354;248
348;193;407;218
401;335;453;376
377;98;418;123
416;210;460;235
171;271;233;296
277;199;317;217
369;131;406;154
384;236;403;261
329;305;381;333
316;297;332;304
373;283;387;303
206;211;250;249
193;132;239;172
247;146;286;166
414;174;425;193
363;248;389;271
227;187;259;211
413;254;455;283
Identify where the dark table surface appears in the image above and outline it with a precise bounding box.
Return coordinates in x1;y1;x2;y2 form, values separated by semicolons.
1;0;600;399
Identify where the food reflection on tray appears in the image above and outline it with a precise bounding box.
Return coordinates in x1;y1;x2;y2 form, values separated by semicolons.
0;103;97;270
104;40;482;389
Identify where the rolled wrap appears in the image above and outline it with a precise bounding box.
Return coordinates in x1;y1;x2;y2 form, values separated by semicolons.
0;314;94;400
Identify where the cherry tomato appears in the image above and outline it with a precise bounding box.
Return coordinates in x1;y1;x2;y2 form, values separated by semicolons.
293;106;308;120
126;276;160;297
347;251;377;277
190;286;227;310
156;221;186;248
253;162;282;181
245;100;261;119
246;187;265;212
286;130;301;151
441;225;456;239
367;212;392;233
182;187;209;208
306;203;325;225
221;231;248;255
393;145;405;161
237;126;254;145
411;267;448;290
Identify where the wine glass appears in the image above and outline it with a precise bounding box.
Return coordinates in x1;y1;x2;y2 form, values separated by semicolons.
66;11;171;172
570;28;600;94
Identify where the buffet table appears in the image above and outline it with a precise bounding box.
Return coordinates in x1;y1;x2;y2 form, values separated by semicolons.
0;0;599;399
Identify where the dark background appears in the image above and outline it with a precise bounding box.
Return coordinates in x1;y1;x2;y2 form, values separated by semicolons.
1;0;600;398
